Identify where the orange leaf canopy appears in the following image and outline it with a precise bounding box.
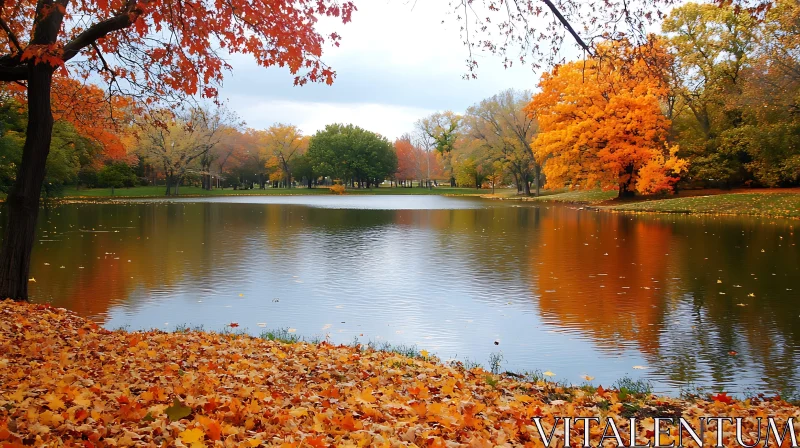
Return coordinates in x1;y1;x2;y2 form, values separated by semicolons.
0;0;355;94
527;39;688;196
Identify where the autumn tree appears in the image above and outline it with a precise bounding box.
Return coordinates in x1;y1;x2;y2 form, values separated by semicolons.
394;135;418;187
133;107;234;195
261;124;309;188
527;39;688;197
0;0;354;300
464;89;540;195
417;111;461;187
0;81;127;195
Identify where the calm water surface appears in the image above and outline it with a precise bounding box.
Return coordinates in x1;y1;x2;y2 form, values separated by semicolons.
25;195;800;396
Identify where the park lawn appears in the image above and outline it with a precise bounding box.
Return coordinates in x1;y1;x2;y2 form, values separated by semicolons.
59;185;496;198
608;193;800;219
1;300;798;447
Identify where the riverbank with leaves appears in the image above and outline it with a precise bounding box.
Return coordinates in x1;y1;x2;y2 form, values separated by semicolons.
1;301;799;447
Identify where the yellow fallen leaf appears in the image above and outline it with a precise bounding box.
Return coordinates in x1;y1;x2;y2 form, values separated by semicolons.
632;365;648;370
358;388;378;403
179;428;205;448
44;392;65;410
420;350;429;358
543;371;556;377
28;278;36;282
582;375;595;381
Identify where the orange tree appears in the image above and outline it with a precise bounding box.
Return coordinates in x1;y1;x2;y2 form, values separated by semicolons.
526;39;688;198
0;0;354;301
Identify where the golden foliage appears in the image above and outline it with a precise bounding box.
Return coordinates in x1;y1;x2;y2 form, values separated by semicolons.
527;40;688;196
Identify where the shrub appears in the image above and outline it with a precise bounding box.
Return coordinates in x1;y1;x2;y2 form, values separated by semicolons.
329;184;346;195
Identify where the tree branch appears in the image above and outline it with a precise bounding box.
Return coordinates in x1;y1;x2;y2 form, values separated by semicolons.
538;0;593;55
0;16;22;53
62;2;140;63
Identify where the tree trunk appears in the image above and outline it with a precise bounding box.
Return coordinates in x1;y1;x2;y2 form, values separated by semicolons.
0;63;55;301
534;165;541;197
165;174;173;196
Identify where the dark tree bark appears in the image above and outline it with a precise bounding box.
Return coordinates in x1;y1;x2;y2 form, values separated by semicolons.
0;0;66;301
0;65;55;301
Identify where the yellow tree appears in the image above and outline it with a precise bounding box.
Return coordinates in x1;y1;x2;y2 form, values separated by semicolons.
527;39;688;198
260;124;309;188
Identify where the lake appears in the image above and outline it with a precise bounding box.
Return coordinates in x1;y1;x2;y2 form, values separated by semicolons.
24;195;799;396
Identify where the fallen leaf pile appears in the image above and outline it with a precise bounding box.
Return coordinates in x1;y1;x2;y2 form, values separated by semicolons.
1;301;799;447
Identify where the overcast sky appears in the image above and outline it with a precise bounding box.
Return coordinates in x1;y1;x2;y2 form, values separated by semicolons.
218;0;556;140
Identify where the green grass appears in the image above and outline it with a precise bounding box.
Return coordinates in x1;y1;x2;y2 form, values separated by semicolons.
529;189;618;203
609;193;800;218
259;327;303;344
58;185;497;198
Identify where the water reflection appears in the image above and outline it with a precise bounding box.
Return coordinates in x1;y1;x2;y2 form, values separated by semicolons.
26;197;799;395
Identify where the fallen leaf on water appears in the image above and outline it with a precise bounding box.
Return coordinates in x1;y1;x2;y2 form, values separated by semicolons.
582;375;595;381
543;371;556;377
748;293;755;297
28;278;35;282
229;322;239;328
288;328;296;333
633;365;648;370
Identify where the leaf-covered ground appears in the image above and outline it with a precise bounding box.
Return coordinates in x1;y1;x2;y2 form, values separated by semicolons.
1;301;798;447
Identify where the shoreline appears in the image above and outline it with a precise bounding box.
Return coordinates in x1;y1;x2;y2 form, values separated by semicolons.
483;189;800;220
1;301;798;446
18;185;800;220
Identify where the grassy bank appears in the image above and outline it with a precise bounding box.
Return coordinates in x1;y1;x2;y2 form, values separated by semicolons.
59;185;495;198
608;193;800;219
512;188;800;219
1;301;797;446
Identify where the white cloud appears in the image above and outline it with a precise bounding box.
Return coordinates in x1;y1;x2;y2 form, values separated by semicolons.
217;0;580;138
228;96;435;140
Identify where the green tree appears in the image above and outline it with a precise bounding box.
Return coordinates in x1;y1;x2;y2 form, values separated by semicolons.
1;100;100;196
98;163;138;195
292;153;316;188
418;112;461;187
663;3;758;187
308;124;397;188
